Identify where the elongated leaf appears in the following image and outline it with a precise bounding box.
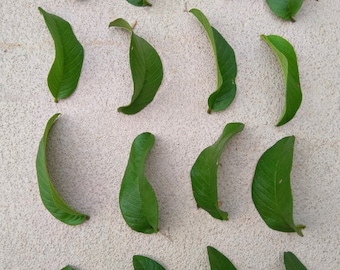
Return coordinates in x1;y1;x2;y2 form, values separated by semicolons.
284;252;307;270
109;19;163;114
133;255;165;270
207;246;237;270
261;35;302;126
190;123;244;220
252;136;305;236
36;113;89;225
61;266;74;270
266;0;304;22
39;7;84;103
190;9;237;113
119;132;159;233
126;0;152;7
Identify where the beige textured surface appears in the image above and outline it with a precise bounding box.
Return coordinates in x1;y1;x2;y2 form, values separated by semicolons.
1;0;340;269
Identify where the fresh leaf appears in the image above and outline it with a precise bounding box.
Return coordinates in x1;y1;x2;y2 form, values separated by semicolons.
190;8;237;113
109;18;163;114
126;0;152;7
252;136;305;236
36;113;89;225
133;255;165;270
119;132;159;233
266;0;304;22
261;35;302;126
61;266;74;270
190;123;244;220
207;246;237;270
39;7;84;103
284;252;307;270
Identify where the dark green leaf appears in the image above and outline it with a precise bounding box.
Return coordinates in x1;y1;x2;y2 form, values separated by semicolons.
109;19;163;114
252;136;305;236
36;114;89;225
190;123;244;220
207;246;237;270
39;7;84;103
61;266;74;270
266;0;304;22
133;255;165;270
261;35;302;126
126;0;152;7
284;252;307;270
119;132;159;233
190;9;237;113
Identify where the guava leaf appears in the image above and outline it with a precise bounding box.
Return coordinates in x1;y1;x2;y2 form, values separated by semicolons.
190;8;237;113
39;7;84;102
61;266;74;270
208;246;237;270
261;35;302;126
252;136;305;236
119;132;159;233
284;252;307;270
126;0;152;7
109;18;163;114
133;255;165;270
36;113;89;225
190;123;244;220
266;0;304;22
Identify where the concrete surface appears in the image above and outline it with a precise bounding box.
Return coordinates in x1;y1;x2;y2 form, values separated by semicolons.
1;0;339;269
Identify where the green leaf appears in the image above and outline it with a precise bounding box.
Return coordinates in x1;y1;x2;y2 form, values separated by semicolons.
190;123;244;220
126;0;152;7
109;19;163;114
61;266;74;270
36;113;89;225
133;255;165;270
261;35;302;126
266;0;304;22
207;246;237;270
252;136;305;236
284;252;307;270
190;8;237;113
119;132;159;233
38;7;84;103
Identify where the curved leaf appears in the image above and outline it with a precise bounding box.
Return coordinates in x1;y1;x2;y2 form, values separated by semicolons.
61;266;74;270
252;136;305;236
119;132;159;233
133;255;165;270
109;18;163;114
190;123;244;220
266;0;303;22
190;9;237;113
126;0;152;7
36;113;89;225
284;252;307;270
261;35;302;126
39;7;84;103
207;246;237;270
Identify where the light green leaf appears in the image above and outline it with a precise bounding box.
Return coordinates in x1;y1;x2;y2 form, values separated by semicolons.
126;0;152;7
252;136;305;236
61;266;74;270
109;18;163;114
36;114;89;225
119;132;159;233
190;123;244;220
266;0;304;22
284;252;307;270
133;255;165;270
39;7;84;103
208;246;237;270
190;8;237;113
261;35;302;126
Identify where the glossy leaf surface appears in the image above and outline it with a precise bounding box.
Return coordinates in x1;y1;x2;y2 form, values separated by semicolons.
119;132;159;233
191;123;244;220
133;255;165;270
284;252;307;270
127;0;152;7
109;18;163;114
208;246;237;270
190;8;237;113
252;136;305;236
261;35;302;126
36;113;89;225
39;7;84;102
266;0;303;21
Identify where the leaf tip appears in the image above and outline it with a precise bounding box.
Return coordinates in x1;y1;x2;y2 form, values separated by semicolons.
207;108;212;114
